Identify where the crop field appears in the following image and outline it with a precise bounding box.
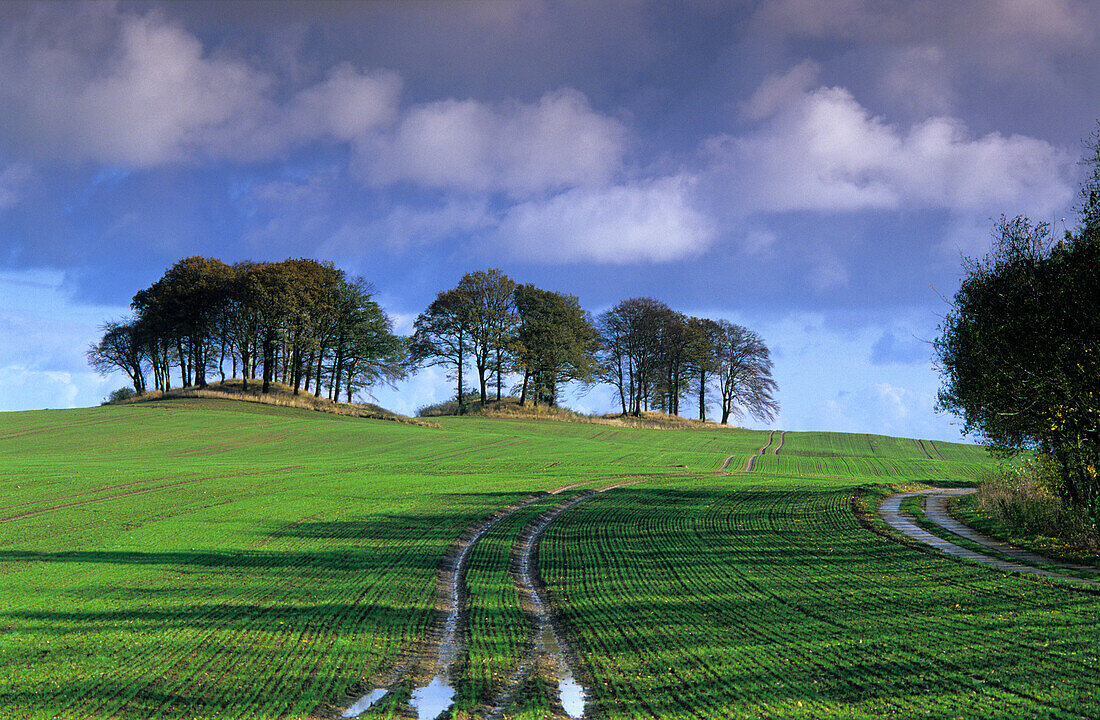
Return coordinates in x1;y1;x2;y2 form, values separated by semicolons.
0;399;1096;719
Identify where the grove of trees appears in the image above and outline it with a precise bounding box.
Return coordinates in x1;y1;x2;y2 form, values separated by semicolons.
88;256;406;403
411;271;777;424
91;260;779;425
936;125;1100;523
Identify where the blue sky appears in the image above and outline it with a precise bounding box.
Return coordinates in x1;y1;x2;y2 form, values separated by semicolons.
1;1;1098;441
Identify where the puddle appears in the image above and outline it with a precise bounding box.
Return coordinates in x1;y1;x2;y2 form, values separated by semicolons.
559;671;586;718
410;676;456;720
341;688;388;718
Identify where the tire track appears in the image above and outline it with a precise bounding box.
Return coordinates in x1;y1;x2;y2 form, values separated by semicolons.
877;489;1100;587
483;483;636;719
742;431;774;472
335;494;545;719
915;439;934;460
927;440;946;460
0;467;303;523
771;430;785;454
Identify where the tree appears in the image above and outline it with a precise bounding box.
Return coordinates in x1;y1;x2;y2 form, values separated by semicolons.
653;310;691;416
457;269;517;403
131;256;233;388
410;287;474;414
713;320;778;425
936;215;1100;519
684;316;723;421
596;298;672;416
87;320;147;395
1079;121;1100;237
328;278;407;402
512;284;598;406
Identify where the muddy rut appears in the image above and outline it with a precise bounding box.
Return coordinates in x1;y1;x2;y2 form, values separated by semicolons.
336;483;602;720
335;493;545;719
482;490;602;719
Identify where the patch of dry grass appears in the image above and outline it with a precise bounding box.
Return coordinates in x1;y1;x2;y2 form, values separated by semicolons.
111;379;438;428
418;395;744;430
973;466;1100;553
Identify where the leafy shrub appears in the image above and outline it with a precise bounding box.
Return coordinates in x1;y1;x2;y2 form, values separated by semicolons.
103;387;138;404
975;461;1100;551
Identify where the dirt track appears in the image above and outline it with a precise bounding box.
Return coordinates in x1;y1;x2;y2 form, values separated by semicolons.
877;488;1100;587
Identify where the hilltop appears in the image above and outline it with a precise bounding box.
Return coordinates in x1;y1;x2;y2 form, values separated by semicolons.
105;378;437;428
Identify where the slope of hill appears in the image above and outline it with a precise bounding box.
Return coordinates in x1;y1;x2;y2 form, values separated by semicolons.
0;401;1096;720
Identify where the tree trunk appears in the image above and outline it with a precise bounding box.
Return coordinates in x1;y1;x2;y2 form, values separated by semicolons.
457;347;466;414
314;347;325;398
698;371;706;421
495;348;503;401
261;336;273;394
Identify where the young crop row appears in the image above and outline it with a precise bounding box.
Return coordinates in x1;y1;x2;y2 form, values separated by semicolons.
538;481;1100;719
746;453;989;483
776;432;986;465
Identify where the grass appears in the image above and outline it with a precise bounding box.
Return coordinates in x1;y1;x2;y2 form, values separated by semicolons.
1;399;1097;719
112;379;437;427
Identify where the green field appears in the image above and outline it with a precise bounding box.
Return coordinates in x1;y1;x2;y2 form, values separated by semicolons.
0;400;1096;719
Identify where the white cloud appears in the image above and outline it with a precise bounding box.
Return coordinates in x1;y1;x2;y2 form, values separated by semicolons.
0;268;130;411
0;7;400;166
495;174;714;263
288;63;401;143
360;88;628;196
0;366;114;412
704;68;1075;217
737;310;965;440
743;59;820;121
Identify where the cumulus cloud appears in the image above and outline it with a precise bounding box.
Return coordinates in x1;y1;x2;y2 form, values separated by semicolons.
495;175;714;263
704;66;1075;217
0;6;400;166
359;88;628;196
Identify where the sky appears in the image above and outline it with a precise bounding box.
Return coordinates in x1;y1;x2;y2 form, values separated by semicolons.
1;0;1098;442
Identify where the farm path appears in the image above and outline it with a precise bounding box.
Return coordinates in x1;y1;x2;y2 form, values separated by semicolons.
484;490;600;719
338;481;604;720
740;430;775;471
337;492;547;719
879;489;1100;587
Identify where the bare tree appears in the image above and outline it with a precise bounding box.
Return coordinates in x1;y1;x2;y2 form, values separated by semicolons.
714;321;778;425
87;320;147;395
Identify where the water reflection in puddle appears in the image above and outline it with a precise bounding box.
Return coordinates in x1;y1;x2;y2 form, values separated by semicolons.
410;676;456;720
559;672;585;718
341;688;388;718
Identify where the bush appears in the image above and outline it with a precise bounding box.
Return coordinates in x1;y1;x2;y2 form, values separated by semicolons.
103;387;138;405
974;461;1100;551
417;393;482;417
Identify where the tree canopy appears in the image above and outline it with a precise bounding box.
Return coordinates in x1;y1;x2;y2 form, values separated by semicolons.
936;130;1100;521
89;257;405;404
92;260;778;426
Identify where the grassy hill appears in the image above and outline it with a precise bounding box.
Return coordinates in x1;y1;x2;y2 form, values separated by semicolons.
0;400;1096;719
